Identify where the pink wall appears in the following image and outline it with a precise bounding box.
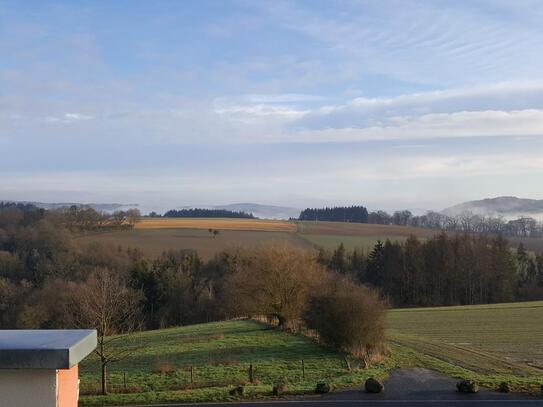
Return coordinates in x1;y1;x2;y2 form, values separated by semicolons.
57;365;79;407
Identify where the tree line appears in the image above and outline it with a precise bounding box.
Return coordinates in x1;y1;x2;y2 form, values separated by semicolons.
162;208;255;219
298;206;369;223
317;235;543;306
297;204;543;237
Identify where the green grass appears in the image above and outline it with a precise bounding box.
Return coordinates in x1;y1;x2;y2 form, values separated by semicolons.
387;301;543;394
79;320;395;406
299;234;411;251
80;302;543;405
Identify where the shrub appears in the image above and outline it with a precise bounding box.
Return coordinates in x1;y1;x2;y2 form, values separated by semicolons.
153;359;175;374
365;377;384;393
456;380;479;393
315;382;330;394
272;382;287;396
304;274;387;359
229;385;244;397
498;381;510;393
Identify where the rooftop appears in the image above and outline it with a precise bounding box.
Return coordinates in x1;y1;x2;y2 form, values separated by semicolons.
0;329;97;369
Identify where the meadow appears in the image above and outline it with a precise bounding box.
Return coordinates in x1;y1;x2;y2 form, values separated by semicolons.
79;320;394;406
77;218;440;258
79;301;543;405
387;301;543;393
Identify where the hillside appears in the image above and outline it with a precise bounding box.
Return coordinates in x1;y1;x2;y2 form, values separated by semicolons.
442;196;543;220
78;301;543;405
79;320;392;406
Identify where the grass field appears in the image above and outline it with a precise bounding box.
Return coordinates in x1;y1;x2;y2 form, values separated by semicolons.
77;228;311;259
79;301;543;405
79;320;394;406
387;301;543;393
299;234;412;251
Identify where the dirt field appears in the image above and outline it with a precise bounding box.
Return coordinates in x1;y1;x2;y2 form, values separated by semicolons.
76;228;311;259
296;221;436;238
136;217;295;232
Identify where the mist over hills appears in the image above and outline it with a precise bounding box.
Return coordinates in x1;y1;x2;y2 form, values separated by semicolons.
1;200;138;213
178;203;301;220
442;196;543;220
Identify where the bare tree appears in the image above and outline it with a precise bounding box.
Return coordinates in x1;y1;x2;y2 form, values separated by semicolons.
70;268;143;395
223;244;325;328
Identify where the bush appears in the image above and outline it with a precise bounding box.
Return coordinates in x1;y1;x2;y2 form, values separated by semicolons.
365;377;384;393
304;275;387;359
498;381;510;393
456;380;479;393
153;360;175;374
272;382;287;396
315;382;330;394
229;385;244;397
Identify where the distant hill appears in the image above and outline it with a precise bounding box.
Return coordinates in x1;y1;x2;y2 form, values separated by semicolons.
213;203;300;220
177;203;300;220
442;196;543;220
0;200;138;213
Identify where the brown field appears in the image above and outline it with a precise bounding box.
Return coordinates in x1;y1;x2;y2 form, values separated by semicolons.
76;228;311;259
136;217;295;232
297;220;436;237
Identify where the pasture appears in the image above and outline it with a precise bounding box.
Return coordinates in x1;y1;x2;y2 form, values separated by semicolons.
387;301;543;393
76;228;311;259
79;320;392;406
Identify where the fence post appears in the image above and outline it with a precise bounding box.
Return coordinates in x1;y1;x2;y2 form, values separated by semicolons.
190;366;194;384
123;372;127;390
301;359;305;380
248;364;254;383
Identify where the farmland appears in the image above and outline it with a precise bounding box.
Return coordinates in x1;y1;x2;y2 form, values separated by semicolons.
79;301;543;405
77;228;311;259
79;320;393;406
76;217;543;259
77;218;440;258
136;218;295;232
387;301;543;393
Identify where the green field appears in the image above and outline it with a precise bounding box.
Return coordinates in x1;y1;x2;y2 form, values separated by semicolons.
387;301;543;393
299;234;411;251
79;301;543;405
79;320;393;405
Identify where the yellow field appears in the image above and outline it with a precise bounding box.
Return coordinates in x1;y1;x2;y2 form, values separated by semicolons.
135;217;296;232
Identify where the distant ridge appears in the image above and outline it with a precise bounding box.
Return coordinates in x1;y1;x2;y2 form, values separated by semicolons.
442;196;543;220
178;203;300;220
0;200;138;213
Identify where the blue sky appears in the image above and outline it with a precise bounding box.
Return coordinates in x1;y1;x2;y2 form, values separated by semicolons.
1;0;543;212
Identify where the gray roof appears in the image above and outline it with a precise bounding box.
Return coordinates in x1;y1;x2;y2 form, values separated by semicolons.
0;329;97;369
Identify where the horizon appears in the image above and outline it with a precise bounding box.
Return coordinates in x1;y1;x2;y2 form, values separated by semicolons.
2;1;543;209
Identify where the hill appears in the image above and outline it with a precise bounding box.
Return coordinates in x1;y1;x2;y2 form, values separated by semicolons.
79;301;543;405
79;320;392;406
442;196;543;220
0;200;138;213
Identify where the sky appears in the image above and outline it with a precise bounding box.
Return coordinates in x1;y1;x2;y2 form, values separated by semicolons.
1;0;543;213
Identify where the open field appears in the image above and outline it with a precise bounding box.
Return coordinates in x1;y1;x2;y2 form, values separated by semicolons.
295;221;435;251
76;228;311;259
136;218;295;232
79;320;394;406
387;301;543;393
77;218;543;260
